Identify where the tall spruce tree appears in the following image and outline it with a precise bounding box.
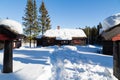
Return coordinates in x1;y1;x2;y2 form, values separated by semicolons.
83;26;98;44
96;22;102;44
97;22;102;35
23;0;39;48
91;26;98;44
39;1;51;35
33;0;39;47
33;0;39;36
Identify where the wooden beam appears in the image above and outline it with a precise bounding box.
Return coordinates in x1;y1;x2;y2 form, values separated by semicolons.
3;40;13;73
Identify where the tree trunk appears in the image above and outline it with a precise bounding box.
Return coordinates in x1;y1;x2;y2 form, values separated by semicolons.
3;40;13;73
30;25;32;48
34;39;36;48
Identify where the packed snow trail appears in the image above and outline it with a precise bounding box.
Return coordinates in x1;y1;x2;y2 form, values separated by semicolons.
50;46;117;80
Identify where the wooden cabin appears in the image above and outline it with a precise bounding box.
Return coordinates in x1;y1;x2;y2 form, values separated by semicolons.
101;23;120;79
36;28;87;46
101;24;120;55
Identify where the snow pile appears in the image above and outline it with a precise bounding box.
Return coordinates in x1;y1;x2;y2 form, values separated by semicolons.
77;45;102;53
102;13;120;31
0;45;117;80
43;29;87;40
0;19;23;34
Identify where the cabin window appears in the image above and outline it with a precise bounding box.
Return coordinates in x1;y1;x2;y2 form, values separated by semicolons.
61;40;69;44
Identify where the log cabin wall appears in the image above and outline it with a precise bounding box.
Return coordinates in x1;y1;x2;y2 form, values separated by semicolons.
36;37;86;46
71;37;86;45
102;40;113;55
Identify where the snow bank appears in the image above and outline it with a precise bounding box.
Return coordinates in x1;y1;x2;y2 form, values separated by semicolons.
0;19;23;34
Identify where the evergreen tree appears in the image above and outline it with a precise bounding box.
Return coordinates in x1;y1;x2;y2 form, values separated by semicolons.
39;1;51;35
83;26;98;44
96;22;103;44
97;22;102;35
91;26;98;44
23;0;37;47
33;0;40;37
32;0;40;47
83;26;91;44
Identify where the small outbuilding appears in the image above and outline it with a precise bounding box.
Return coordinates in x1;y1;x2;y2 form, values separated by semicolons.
101;24;120;55
100;13;120;79
36;28;87;46
0;19;23;73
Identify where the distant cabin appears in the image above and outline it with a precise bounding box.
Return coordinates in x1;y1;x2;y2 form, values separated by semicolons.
101;24;120;55
36;28;87;46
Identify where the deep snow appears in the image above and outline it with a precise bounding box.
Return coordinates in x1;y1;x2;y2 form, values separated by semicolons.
0;44;118;80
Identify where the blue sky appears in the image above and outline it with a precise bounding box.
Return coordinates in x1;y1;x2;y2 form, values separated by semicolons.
0;0;120;29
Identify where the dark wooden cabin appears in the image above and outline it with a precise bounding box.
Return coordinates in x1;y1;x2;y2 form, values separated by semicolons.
36;29;87;46
100;24;120;79
101;24;120;55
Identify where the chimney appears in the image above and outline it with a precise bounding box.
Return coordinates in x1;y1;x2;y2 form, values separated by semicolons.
57;26;60;30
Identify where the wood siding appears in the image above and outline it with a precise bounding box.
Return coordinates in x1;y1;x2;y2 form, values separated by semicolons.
36;37;86;46
102;40;113;55
71;37;86;45
113;41;120;79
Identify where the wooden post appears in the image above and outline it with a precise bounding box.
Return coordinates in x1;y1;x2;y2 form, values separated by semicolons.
113;41;120;79
3;40;13;73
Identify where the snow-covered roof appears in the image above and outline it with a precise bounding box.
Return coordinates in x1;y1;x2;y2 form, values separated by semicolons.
0;19;23;34
101;13;120;31
43;29;87;40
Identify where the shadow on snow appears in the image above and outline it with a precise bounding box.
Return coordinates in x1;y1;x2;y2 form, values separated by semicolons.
13;49;51;65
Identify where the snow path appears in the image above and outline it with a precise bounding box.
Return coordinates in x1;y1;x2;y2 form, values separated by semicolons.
50;46;116;80
0;45;118;80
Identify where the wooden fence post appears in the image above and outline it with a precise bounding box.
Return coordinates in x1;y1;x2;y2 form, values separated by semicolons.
3;40;13;73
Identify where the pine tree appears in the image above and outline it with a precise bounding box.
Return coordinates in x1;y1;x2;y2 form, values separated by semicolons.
23;0;34;48
96;22;102;44
91;26;98;44
33;0;39;37
83;26;91;44
97;22;102;35
32;0;39;47
83;26;98;44
39;1;51;35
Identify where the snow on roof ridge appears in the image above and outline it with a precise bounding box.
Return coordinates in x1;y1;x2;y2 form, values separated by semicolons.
114;13;120;16
0;19;23;34
43;28;87;40
101;12;120;32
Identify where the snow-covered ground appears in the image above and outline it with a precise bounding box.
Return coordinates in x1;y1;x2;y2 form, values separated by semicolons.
0;44;118;80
